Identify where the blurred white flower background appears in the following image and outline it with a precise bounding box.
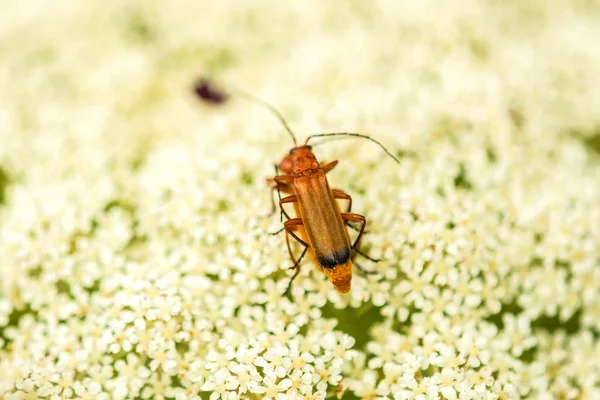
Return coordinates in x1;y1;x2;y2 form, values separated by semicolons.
1;1;600;399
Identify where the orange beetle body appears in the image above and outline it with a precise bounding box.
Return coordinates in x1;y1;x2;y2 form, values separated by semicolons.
271;146;369;294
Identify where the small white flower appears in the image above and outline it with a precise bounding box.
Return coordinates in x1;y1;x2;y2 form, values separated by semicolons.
254;345;292;378
228;362;262;393
73;380;109;400
201;369;238;400
254;373;293;400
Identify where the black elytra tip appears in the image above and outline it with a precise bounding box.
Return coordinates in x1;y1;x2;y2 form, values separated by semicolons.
193;77;229;105
317;248;351;269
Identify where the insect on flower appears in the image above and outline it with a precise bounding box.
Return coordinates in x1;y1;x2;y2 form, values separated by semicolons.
194;78;402;295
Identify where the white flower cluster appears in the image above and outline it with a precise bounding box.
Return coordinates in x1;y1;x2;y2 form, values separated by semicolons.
1;0;600;399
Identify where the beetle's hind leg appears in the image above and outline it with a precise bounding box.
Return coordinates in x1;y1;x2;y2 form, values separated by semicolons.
283;266;303;296
332;189;352;212
345;221;361;232
342;213;368;249
342;212;381;274
269;226;285;235
333;190;371;234
354;247;381;263
332;189;360;233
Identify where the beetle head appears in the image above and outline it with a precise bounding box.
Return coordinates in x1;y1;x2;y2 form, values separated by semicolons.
280;146;319;175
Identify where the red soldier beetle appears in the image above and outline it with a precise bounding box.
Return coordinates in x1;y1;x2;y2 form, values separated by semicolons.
240;94;402;295
270;133;401;295
194;79;402;294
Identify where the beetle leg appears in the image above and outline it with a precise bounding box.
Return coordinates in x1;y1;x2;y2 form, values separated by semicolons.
345;223;362;232
332;189;363;232
271;175;294;222
269;226;285;235
267;164;280;218
283;265;303;296
282;218;309;296
354;247;381;263
321;160;339;173
264;182;292;219
268;195;297;233
283;218;309;260
331;189;352;212
274;175;294;184
342;212;382;264
285;226;299;265
263;184;278;218
283;218;308;247
265;165;291;219
341;213;367;249
353;259;378;275
279;195;297;221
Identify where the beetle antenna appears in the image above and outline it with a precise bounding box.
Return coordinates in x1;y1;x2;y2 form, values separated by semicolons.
306;132;402;165
235;90;298;146
193;77;298;146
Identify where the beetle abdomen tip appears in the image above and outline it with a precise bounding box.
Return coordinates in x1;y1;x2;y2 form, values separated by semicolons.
321;260;352;294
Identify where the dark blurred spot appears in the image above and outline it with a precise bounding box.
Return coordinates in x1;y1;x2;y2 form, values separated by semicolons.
56;280;72;295
533;309;582;335
217;198;230;212
581;131;600;156
241;170;254;185
453;163;473;190
0;166;10;205
520;347;537;363
321;302;384;352
27;265;43;278
497;210;505;223
469;38;489;60
486;300;524;330
569;127;600;157
486;146;497;164
194;78;229;105
396;148;416;160
508;106;525;130
102;198;136;214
